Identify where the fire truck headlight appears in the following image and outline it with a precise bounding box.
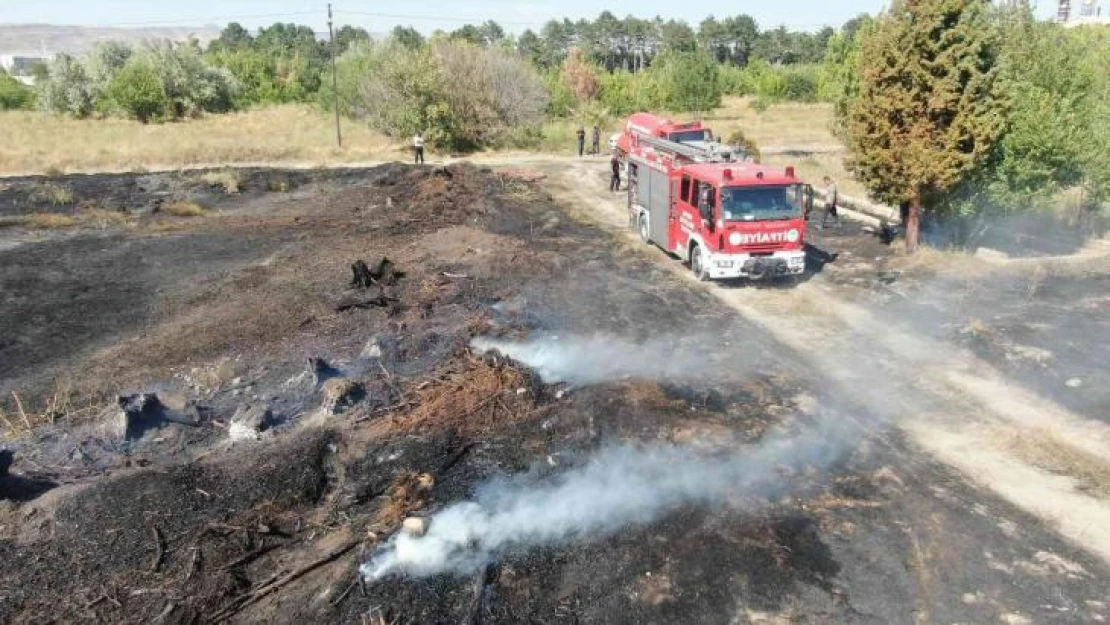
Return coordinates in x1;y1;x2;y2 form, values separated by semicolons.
786;229;800;243
715;260;735;268
789;256;805;266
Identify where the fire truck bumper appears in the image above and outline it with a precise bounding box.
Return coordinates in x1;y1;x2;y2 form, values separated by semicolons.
706;250;806;280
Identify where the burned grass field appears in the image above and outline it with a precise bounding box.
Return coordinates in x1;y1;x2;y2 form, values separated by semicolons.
1;164;1107;624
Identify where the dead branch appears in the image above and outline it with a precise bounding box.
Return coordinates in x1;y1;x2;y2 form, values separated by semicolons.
11;391;32;429
149;525;166;573
330;575;359;607
218;543;282;572
212;539;361;622
185;547;202;582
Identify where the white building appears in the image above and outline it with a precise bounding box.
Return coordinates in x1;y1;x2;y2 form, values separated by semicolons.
1057;0;1110;25
0;53;46;85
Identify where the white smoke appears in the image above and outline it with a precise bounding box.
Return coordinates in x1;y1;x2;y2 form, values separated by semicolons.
471;334;750;385
360;411;859;581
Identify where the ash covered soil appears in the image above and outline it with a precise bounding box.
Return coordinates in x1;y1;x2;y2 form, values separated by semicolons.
1;164;1107;624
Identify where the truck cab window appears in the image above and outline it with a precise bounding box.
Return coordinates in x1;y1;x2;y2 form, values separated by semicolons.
680;176;691;203
696;182;716;220
720;185;803;222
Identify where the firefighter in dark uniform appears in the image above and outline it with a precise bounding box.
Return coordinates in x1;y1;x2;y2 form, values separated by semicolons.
609;152;621;191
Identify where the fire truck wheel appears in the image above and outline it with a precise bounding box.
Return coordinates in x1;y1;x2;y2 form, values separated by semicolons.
690;245;709;281
638;212;651;244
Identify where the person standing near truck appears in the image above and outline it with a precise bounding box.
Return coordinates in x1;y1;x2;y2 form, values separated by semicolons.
576;126;586;157
822;175;839;227
413;132;425;164
609;152;621;192
591;125;601;155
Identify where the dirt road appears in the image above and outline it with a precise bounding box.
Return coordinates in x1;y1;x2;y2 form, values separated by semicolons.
534;157;1110;565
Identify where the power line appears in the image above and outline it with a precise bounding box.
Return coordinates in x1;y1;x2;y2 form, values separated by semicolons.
335;9;545;27
101;11;320;28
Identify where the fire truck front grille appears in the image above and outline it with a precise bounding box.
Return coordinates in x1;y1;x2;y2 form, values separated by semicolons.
742;258;788;278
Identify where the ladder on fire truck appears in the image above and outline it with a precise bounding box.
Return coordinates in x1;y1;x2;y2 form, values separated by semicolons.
632;134;738;164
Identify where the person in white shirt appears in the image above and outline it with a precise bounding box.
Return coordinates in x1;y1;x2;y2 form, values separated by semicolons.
413;133;425;164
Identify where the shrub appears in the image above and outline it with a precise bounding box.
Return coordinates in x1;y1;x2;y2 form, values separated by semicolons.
725;129;762;163
104;58;166;122
37;53;94;117
30;183;74;206
201;169;242;194
598;70;654;116
144;41;238;118
561;48;600;103
0;71;35;110
338;39;547;151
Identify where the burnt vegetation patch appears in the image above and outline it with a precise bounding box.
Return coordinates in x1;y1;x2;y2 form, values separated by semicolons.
0;162;895;623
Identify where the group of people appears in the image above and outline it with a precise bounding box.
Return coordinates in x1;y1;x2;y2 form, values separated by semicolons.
575;125;623;193
575;125;602;157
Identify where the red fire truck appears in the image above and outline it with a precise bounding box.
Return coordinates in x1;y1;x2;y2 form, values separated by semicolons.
622;114;813;281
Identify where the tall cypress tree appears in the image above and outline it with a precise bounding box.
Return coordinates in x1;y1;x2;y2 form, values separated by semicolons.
846;0;1004;251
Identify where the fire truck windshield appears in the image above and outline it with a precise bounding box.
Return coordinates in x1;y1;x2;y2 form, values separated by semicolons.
668;129;708;143
720;185;803;222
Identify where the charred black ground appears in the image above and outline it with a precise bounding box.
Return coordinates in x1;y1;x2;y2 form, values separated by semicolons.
1;164;1107;624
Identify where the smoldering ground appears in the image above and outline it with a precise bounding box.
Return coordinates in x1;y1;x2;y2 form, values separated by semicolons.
362;333;867;581
470;334;763;386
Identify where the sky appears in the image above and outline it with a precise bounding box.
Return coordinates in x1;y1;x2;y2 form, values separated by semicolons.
0;0;1063;34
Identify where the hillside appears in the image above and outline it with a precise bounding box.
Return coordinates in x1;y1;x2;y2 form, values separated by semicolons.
0;23;220;57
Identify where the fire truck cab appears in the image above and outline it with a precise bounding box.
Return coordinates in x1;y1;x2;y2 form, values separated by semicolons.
627;152;813;281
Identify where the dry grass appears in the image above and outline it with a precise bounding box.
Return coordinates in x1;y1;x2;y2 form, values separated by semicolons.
14;206;137;230
398;356;539;436
0;382;96;438
80;206;136;228
704;97;839;148
0;105;399;176
29;182;74;206
1001;429;1110;499
162;201;208;217
201;169;242;195
887;244;990;277
20;213;75;229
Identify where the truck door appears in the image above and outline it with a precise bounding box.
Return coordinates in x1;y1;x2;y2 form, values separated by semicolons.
669;174;695;254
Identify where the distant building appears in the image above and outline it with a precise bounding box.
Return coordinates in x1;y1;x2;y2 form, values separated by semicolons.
1057;0;1110;25
0;54;46;85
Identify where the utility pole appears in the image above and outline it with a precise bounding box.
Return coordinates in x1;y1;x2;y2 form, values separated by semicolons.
328;3;342;148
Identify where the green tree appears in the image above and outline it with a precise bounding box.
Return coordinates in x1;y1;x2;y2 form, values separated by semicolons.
392;25;425;50
517;29;544;66
208;22;253;52
450;24;485;46
659;20;697;54
819;16;873;132
650;50;721;112
335;26;371;55
104;57;166;122
845;0;1005;251
979;6;1101;208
